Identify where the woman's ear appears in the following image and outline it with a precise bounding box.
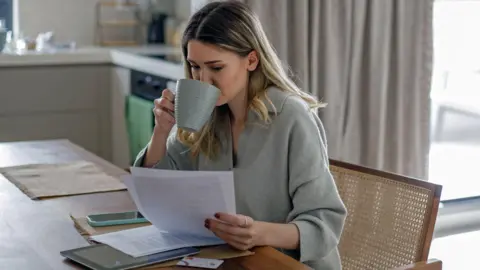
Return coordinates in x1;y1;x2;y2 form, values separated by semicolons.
246;50;259;71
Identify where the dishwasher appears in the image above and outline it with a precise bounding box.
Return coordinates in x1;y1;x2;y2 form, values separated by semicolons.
126;69;177;164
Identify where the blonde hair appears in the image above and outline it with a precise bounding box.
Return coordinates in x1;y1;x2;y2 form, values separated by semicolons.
178;0;324;160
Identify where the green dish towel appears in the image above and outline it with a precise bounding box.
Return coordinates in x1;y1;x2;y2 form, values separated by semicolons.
126;95;154;164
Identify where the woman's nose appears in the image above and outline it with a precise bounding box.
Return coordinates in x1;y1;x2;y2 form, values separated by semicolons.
199;70;213;85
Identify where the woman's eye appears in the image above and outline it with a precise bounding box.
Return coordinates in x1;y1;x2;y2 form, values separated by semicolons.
191;65;200;70
211;66;223;71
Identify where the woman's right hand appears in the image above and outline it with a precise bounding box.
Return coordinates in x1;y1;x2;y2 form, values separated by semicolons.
153;89;176;137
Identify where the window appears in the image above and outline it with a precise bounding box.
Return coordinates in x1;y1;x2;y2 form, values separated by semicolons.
429;0;480;201
0;0;12;31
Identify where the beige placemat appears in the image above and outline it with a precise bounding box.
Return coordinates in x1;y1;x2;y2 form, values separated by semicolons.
0;161;126;200
70;215;254;268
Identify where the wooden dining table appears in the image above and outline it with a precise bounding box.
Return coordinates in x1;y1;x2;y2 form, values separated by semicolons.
0;139;308;270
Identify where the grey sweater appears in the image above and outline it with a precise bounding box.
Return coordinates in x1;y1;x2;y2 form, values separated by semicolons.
134;87;347;270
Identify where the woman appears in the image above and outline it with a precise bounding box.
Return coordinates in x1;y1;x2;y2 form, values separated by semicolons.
134;1;346;269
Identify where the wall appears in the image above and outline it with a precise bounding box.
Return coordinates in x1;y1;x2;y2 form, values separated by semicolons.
14;0;187;47
16;0;100;46
174;0;192;20
190;0;208;13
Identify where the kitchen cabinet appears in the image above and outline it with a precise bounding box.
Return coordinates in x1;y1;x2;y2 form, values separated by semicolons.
0;65;113;162
110;66;132;169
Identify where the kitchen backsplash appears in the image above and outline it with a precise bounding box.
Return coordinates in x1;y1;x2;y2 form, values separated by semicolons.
14;0;195;47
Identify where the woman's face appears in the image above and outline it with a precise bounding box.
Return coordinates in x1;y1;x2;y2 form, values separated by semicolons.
186;40;258;106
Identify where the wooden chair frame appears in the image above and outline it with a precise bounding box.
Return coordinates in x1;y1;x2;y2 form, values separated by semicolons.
330;159;442;270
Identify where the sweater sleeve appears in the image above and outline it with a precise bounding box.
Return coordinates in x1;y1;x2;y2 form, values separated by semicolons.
132;126;196;170
284;100;347;263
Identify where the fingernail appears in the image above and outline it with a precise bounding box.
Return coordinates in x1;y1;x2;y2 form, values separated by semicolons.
204;220;210;229
214;213;220;218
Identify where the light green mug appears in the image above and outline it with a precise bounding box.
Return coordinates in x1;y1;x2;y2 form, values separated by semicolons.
172;79;221;132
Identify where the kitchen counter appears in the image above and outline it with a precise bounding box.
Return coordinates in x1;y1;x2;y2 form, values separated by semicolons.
0;45;185;79
0;45;186;169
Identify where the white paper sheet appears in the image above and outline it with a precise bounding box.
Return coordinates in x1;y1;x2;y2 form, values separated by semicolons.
122;173;146;217
91;168;236;257
128;168;236;221
90;225;224;257
131;175;232;237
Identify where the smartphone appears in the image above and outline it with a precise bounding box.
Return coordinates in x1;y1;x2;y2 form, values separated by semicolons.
86;211;149;227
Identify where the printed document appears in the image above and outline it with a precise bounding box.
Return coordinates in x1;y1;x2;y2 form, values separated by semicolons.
90;225;225;257
90;167;236;257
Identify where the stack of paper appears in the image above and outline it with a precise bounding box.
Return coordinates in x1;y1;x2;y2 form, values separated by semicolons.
90;167;236;257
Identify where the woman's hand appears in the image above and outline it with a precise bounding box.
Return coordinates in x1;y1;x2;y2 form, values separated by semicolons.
205;212;266;251
142;89;175;167
152;89;176;137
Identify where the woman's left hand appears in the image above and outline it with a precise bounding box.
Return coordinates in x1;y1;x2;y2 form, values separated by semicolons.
205;212;265;251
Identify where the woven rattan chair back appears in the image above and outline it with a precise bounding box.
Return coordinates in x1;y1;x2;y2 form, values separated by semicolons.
329;160;442;270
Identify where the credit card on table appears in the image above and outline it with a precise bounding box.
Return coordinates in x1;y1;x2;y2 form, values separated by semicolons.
177;257;224;269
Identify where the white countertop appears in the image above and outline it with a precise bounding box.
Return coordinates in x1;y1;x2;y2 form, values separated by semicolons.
0;45;185;79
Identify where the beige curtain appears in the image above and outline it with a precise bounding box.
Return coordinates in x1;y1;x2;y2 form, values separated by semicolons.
206;0;434;179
